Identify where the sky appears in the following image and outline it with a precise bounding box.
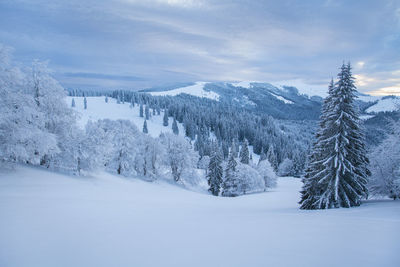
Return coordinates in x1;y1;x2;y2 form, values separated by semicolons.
1;0;399;95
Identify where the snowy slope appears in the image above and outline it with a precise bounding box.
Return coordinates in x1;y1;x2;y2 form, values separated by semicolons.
269;92;294;104
148;82;220;100
0;166;399;267
67;96;184;138
366;97;400;113
271;79;328;97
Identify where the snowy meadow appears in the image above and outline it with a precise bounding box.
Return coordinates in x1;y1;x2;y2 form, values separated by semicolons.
1;166;399;267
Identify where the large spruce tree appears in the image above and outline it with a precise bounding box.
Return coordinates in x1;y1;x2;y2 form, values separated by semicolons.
300;63;369;209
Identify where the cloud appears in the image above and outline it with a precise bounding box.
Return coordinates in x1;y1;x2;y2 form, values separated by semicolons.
1;0;400;94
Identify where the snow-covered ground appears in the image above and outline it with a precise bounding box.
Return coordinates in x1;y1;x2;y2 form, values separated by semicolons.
148;82;220;101
67;96;185;138
0;166;399;267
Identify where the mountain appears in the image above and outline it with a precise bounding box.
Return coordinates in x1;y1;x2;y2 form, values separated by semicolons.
142;81;399;120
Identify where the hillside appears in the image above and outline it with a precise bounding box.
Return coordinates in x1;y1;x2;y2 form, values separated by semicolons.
1;166;399;267
143;81;400;120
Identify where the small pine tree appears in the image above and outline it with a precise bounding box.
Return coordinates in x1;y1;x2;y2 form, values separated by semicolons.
239;140;249;164
163;109;169;126
172;118;179;135
83;96;87;110
71;98;75;108
207;145;223;196
222;147;239;197
143;120;148;134
267;144;278;171
139;104;144;117
300;63;369;209
145;105;150;120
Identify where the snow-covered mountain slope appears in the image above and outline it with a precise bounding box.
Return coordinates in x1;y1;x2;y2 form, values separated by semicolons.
66;96;185;138
366;96;400;113
141;81;399;119
147;82;220;100
1;166;399;267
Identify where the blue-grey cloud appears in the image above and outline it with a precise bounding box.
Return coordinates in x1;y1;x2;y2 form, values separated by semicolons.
1;0;399;94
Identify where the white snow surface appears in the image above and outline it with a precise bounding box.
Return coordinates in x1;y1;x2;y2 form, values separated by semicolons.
0;166;399;267
271;79;328;98
148;82;220;100
67;96;184;138
269;92;294;104
366;97;400;113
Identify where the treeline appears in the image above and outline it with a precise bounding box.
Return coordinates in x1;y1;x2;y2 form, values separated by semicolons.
107;90;309;177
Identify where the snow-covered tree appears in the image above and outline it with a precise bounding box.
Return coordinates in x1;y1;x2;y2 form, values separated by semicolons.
239;139;249;164
222;150;239;197
145;105;150;120
159;133;197;182
236;162;265;195
163;110;169;126
0;47;58;166
143;120;148;134
140;104;144;117
368;118;400;199
107;120;140;176
197;156;210;173
207;145;223;196
266;144;278;171
71;98;75;107
134;134;164;181
300;63;369;209
277;158;294;177
172;118;179;135
257;159;277;190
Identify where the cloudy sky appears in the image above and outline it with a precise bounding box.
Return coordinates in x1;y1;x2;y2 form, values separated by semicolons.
1;0;399;95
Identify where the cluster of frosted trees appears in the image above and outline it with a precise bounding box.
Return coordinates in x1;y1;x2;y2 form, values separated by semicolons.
0;45;75;170
207;140;277;197
368;119;400;199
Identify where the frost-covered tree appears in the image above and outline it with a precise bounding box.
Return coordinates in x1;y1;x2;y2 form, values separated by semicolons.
163;110;169;126
107;120;139;176
257;159;277;190
84;96;87;110
239;139;249;164
236;163;265;195
143;120;148;134
140;104;144;117
368;118;400;199
300;63;369;209
172;118;179;135
134;134;164;181
71;98;75;107
277;158;294;177
266;144;278;171
159;133;197;182
145;105;150;120
222;149;239;197
207;145;223;196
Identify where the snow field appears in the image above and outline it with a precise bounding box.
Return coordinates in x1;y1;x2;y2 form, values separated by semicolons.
67;96;185;138
0;166;399;267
